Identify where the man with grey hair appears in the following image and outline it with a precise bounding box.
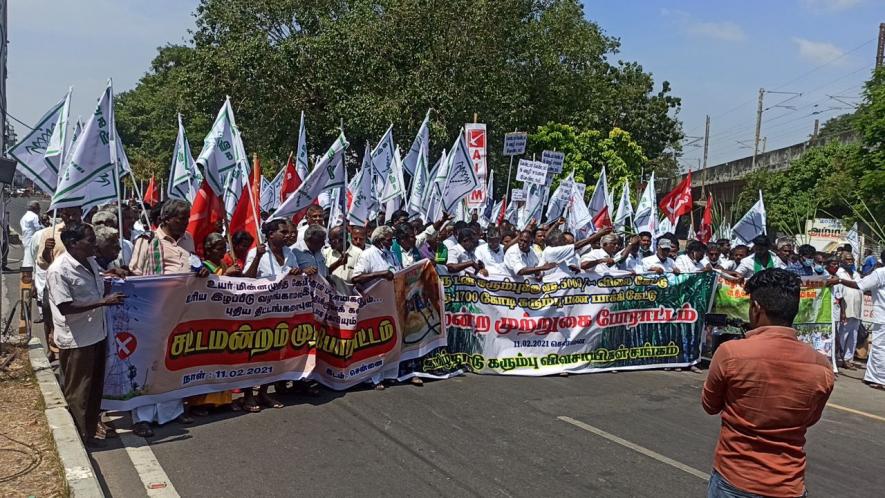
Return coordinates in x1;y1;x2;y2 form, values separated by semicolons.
580;233;622;274
92;208;133;268
294;224;328;278
93;225;124;271
19;200;42;249
352;225;401;286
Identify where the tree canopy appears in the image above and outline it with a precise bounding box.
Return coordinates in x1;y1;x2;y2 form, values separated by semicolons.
116;0;682;186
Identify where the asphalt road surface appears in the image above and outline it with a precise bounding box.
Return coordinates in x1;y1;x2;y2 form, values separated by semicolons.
4;196;885;497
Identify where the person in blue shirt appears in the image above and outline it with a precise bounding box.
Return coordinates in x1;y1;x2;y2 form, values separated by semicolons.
862;248;879;276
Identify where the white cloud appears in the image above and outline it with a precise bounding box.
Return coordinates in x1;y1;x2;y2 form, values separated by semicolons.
660;9;746;42
792;37;846;64
801;0;864;11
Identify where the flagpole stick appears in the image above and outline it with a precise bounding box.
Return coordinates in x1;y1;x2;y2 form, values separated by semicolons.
107;80;125;242
246;152;264;245
339;118;350;259
504;128;517;205
129;175;154;230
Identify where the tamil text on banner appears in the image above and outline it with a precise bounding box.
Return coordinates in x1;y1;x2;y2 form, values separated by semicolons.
440;271;717;375
101;261;445;410
710;276;835;363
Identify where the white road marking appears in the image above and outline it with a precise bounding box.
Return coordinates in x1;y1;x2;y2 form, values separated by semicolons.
557;416;710;482
119;431;181;497
827;403;885;423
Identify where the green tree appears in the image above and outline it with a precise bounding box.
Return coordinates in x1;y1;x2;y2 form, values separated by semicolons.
116;0;682;186
527;122;649;198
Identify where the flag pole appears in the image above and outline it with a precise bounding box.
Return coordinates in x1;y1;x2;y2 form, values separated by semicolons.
504;128;517;205
340;118;350;260
107;80;125;241
246;152;264;244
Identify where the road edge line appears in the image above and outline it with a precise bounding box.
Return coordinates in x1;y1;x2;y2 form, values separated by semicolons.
119;432;181;497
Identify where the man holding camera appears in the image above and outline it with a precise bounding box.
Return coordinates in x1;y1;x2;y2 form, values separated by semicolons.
703;268;834;497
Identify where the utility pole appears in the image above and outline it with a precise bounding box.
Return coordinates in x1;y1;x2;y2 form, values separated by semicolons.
812;119;820;142
701;115;710;198
752;88;764;170
877;22;884;68
0;0;7;157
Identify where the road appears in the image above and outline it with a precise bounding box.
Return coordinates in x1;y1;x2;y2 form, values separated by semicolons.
4;196;885;497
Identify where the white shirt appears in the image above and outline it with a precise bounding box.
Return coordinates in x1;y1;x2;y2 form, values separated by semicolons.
46;253;108;349
245;246;299;279
323;245;361;283
447;243;478;274
443;236;458;250
581;248;617;274
717;258;736;271
353;245;401;277
735;252;786;278
836;268;863;319
675;254;705;273
540;245;578;280
19;210;42;248
624;252;643;273
294;248;329;278
475;243;505;275
858;268;885;324
640;254;675;273
25;226;48;297
504;244;539;278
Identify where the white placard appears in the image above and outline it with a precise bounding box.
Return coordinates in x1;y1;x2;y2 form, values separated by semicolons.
503;132;527;156
541;150;564;173
510;188;526;202
516;159;548;185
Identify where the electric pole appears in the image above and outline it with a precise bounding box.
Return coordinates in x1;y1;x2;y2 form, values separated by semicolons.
0;0;7;158
701;115;710;198
752;88;764;170
877;22;884;68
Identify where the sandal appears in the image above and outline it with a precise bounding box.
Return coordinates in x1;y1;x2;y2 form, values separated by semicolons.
177;414;194;424
258;393;284;409
868;383;885;391
410;377;424;386
132;422;154;438
242;398;261;413
190;407;210;417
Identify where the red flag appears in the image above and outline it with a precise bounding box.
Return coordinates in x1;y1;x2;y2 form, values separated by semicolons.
187;179;226;258
229;155;261;248
496;200;506;225
659;171;693;223
592;206;612;230
144;175;160;207
698;192;714;244
279;152;301;205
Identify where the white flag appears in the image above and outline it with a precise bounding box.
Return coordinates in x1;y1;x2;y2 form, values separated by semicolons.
732;191;767;244
266;168;285;210
371;125;395;197
441;130;479;213
51;82;119;211
296;111;309;181
567;190;593;234
407;141;430;217
614;180;634;233
847;223;860;263
545;172;574;221
196;98;245;196
633;172;657;234
403;110;430;177
8;92;68;193
658;215;678;236
43;87;72;178
274;133;348;220
381;146;406;202
348;144;376;226
168;114;202;203
222;161;250;218
519;182;545;229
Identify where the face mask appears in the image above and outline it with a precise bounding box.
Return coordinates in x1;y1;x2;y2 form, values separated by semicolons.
803;258;814;267
843;263;856;273
813;264;824;274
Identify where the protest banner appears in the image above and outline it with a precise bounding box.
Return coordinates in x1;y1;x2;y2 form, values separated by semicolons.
804;218;852;253
710;277;835;363
101;261;447;410
541;150;565;174
510;188;525;202
503;132;527;156
516;159;548;185
440;272;717;374
465;123;487;208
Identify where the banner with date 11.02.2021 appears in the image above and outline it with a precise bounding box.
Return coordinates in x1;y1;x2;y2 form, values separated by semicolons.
100;261;449;411
439;271;717;375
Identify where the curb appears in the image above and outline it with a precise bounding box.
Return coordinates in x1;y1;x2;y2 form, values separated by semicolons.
28;337;105;498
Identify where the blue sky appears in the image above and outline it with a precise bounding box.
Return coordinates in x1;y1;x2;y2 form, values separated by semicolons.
7;0;883;167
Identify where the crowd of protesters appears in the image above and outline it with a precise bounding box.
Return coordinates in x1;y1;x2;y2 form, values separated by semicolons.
18;199;885;457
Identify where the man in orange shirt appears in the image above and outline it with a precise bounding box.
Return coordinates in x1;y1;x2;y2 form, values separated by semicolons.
703;268;834;498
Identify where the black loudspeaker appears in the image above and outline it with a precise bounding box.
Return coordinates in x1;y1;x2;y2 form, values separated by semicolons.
0;157;16;185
